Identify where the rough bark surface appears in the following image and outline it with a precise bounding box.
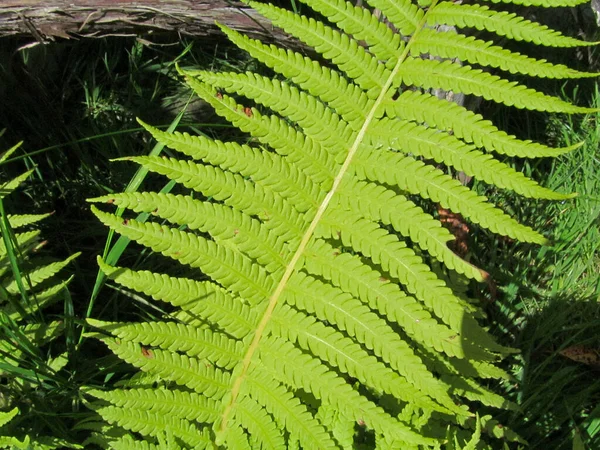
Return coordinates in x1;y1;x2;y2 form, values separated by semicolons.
0;1;295;46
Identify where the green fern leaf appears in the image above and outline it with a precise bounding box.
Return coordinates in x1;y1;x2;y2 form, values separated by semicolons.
0;141;23;164
316;403;355;449
412;28;599;79
0;407;19;427
368;119;574;199
96;258;257;339
87;319;243;370
137;122;320;213
183;77;339;185
214;24;372;127
282;271;465;411
247;1;390;96
86;0;594;446
108;435;177;450
233;395;286;450
7;213;53;229
2;253;80;295
478;0;589;8
334;178;486;280
363;0;423;36
0;436;30;449
88;387;220;424
93;406;213;448
428;2;597;47
0;169;34;200
228;362;338;450
302;239;494;360
352;149;548;243
92;192;290;273
91;206;276;305
379;90;580;157
4;278;72;322
396;57;594;113
269;304;453;414
298;0;404;64
98;337;231;399
257;336;438;446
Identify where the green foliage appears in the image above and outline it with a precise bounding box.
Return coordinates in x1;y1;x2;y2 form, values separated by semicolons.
84;0;596;447
0;141;80;449
0;408;29;449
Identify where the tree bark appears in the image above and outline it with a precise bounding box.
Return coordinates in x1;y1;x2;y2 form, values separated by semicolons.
0;0;296;47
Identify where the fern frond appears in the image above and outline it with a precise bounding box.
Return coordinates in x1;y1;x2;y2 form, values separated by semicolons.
427;2;596;47
363;0;423;36
2;253;80;295
369;119;574;199
282;271;464;411
88;387;219;424
379;90;580;157
0;436;30;449
302;239;493;360
257;336;439;446
396;57;594;113
91;192;290;273
96;258;257;339
4;278;72;322
352;149;548;244
196;70;348;152
335;178;486;280
316;404;354;449
91;207;274;304
318;207;513;355
137;122;320;213
87;0;595;446
183;77;339;185
475;0;590;10
298;0;404;64
98;337;231;399
230;362;338;450
269;304;452;413
0;141;23;164
22;321;64;346
93;405;213;448
0;407;19;427
215;25;372;127
0;230;40;258
412;28;599;79
88;319;243;370
7;213;53;229
247;1;390;96
0;169;34;200
108;435;171;450
223;423;252;449
231;394;285;449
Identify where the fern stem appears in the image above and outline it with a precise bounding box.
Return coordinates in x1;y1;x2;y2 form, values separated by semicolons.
217;1;439;439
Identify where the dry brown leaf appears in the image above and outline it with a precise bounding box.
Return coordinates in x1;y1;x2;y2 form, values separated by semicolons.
558;345;600;368
438;206;469;258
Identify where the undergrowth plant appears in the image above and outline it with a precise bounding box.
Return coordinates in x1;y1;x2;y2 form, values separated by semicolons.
83;0;598;447
0;141;80;448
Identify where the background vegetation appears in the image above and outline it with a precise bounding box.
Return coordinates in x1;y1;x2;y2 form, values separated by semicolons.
0;3;599;448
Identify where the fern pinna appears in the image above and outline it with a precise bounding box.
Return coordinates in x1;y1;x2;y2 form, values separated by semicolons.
84;0;596;447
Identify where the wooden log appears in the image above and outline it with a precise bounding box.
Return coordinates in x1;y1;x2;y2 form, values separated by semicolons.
0;1;296;46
